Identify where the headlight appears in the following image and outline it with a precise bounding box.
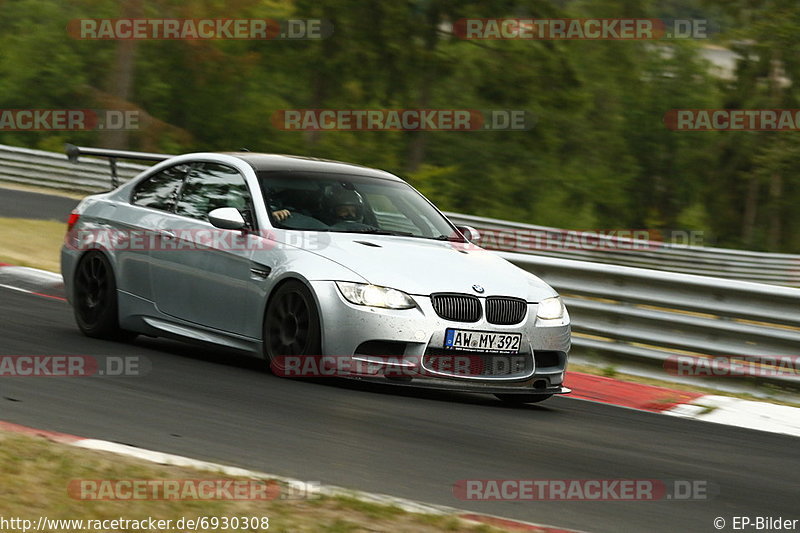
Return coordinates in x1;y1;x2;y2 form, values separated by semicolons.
537;296;564;319
336;282;416;309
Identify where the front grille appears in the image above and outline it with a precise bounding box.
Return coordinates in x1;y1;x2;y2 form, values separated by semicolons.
422;349;533;378
486;297;527;325
431;293;482;322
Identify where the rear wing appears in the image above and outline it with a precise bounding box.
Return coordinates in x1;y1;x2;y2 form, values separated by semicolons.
65;144;173;189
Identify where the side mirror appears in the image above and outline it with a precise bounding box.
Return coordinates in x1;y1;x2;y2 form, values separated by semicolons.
208;207;246;230
456;225;481;243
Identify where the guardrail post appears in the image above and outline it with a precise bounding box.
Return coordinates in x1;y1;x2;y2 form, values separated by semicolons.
109;158;119;189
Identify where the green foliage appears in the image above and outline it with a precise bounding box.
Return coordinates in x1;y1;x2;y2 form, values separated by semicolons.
2;0;800;251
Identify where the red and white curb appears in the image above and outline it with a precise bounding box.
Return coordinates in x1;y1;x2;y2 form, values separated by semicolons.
566;372;800;438
663;395;800;437
0;420;584;533
0;265;66;301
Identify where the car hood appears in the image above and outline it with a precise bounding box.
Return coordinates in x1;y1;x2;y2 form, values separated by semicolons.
294;232;557;301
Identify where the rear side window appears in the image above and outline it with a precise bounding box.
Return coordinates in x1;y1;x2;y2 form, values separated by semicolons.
131;164;190;211
175;163;254;226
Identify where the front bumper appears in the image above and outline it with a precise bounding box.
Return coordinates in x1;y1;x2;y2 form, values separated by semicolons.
308;280;571;394
349;375;571;396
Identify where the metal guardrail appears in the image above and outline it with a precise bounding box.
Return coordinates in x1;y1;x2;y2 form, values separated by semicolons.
0;143;148;193
501;252;800;389
0;143;798;389
446;213;800;287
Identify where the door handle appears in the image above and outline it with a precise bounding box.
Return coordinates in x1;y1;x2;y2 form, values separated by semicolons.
160;230;176;240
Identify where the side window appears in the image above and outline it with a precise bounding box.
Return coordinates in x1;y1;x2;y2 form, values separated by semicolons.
131;164;190;211
174;163;253;226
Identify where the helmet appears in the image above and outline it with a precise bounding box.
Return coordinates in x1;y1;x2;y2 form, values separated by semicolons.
325;186;365;223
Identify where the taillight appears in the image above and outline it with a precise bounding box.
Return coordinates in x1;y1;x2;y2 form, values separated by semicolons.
67;212;80;233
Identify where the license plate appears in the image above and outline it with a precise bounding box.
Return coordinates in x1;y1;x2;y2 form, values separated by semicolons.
444;329;522;353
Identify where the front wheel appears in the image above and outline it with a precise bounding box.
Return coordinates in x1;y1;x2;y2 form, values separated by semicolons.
73;251;134;340
263;280;321;375
495;394;553;405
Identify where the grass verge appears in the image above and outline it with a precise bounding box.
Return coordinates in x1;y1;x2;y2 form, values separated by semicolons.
0;217;65;272
0;430;504;533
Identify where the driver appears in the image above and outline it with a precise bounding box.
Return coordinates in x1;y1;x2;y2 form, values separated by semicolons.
324;187;365;225
268;189;315;222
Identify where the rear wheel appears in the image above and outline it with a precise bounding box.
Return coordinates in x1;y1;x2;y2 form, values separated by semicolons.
263;280;321;375
495;394;553;405
73;251;134;340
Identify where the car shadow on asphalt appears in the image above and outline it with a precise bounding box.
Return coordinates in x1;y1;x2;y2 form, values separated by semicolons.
123;335;558;411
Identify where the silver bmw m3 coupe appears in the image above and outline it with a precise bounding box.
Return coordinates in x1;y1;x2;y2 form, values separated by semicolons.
61;147;570;403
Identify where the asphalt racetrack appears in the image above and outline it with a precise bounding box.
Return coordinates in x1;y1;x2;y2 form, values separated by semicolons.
1;287;797;532
0;187;797;532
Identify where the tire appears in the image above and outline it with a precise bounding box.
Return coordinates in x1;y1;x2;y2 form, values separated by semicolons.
263;280;321;375
73;251;135;341
495;393;553;405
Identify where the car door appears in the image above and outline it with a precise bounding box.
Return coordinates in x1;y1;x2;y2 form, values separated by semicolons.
117;163;190;300
149;161;264;338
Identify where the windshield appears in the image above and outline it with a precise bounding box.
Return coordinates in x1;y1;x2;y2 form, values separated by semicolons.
257;171;462;240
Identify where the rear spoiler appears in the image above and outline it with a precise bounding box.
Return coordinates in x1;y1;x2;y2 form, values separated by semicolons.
65;144;173;188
